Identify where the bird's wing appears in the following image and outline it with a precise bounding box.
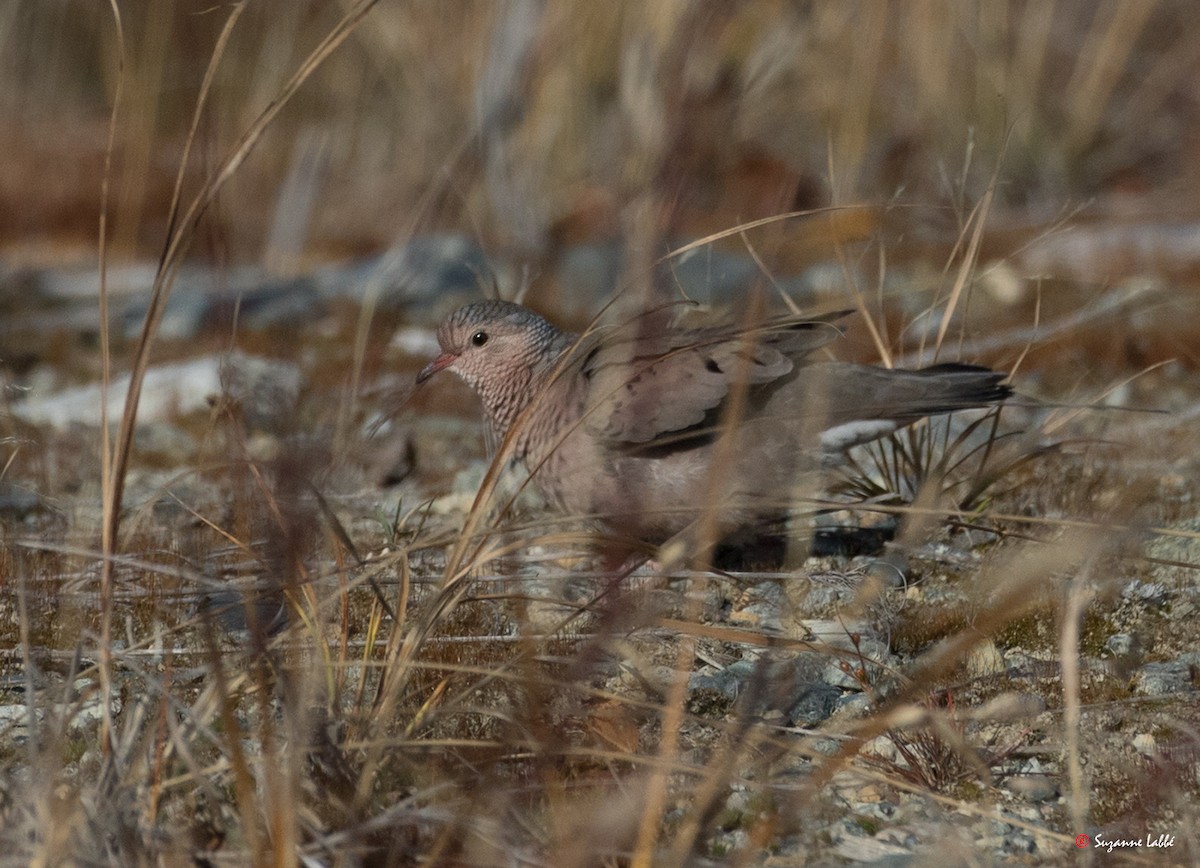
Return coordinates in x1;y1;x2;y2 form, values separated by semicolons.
579;309;850;444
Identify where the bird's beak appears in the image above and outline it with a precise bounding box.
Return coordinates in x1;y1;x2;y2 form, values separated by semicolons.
416;352;457;384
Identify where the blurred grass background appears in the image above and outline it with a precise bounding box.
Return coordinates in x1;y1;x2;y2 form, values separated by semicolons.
5;0;1198;277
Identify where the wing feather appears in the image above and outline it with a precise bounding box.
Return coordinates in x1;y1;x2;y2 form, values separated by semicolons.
580;310;850;444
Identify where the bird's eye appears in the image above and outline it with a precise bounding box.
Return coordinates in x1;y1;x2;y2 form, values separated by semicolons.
470;331;489;347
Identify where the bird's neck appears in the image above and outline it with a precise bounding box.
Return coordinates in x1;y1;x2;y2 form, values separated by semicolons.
480;343;568;441
484;334;577;457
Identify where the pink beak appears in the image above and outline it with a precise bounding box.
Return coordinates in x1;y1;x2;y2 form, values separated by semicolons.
417;352;458;384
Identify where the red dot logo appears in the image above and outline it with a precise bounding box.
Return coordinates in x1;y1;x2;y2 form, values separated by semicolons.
1075;834;1090;849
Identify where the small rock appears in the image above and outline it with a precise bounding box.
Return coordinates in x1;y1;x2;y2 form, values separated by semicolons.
0;704;42;739
554;244;622;319
971;691;1046;723
965;639;1005;677
688;660;758;701
120;266;324;339
786;683;841;727
13;357;223;428
68;689;122;731
133;421;197;464
0;483;42;518
1131;653;1200;696
332;234;501;312
389;325;442;357
35;261;160;301
800;619;877;646
836;693;872;716
1121;579;1171;606
857;785;884;804
862;736;901;764
805;736;843;756
729;581;786;632
1132;733;1157;756
1145;516;1200;586
665;243;757;307
217;352;304;434
193;586;290;640
366;429;418;486
833;835;911;862
1005;774;1059;803
979;259;1026;305
820;636;894;690
1001;828;1038;855
1104;633;1141;658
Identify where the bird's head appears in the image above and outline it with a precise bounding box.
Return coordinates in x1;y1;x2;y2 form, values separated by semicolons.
417;300;567;428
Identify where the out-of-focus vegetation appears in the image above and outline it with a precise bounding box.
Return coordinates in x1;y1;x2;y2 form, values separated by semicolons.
5;1;1198;267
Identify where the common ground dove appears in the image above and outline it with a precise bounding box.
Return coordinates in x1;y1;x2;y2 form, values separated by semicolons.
417;300;1011;549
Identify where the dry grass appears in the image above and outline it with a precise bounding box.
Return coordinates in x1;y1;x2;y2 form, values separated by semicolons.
5;3;1200;266
1;1;1200;865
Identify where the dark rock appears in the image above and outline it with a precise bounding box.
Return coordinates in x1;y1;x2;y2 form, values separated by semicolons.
366;429;417;487
216;352;305;434
121;267;324;340
325;234;499;312
688;660;758;701
786;682;842;726
193;586;289;641
208;274;324;332
1131;653;1200;696
1104;633;1141;657
553;243;622;319
0;483;42;518
662;243;757;306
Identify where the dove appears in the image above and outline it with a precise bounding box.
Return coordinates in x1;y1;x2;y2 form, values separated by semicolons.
416;300;1011;550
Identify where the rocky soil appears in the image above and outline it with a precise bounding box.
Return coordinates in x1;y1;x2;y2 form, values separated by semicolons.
1;235;1198;865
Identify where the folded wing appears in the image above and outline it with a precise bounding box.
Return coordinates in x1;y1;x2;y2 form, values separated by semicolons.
580;310;851;444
